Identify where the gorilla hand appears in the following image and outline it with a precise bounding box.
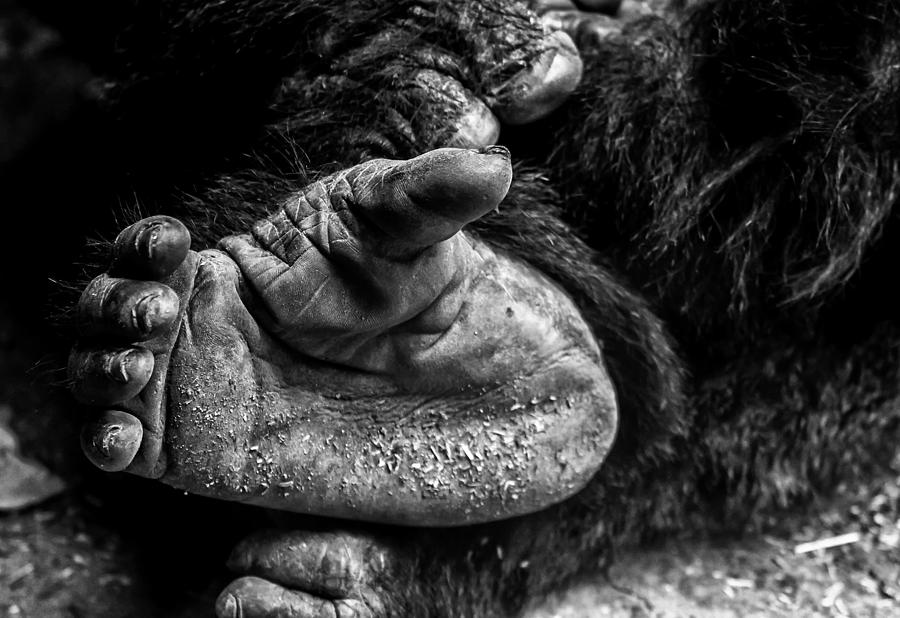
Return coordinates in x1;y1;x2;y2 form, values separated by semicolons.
275;0;584;159
69;148;618;526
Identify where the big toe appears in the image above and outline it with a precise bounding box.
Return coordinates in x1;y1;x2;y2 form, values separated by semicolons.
355;146;513;250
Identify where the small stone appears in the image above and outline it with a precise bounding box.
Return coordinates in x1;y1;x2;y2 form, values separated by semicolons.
0;418;67;511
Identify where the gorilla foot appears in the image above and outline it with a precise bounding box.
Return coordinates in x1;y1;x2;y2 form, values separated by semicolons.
70;148;618;526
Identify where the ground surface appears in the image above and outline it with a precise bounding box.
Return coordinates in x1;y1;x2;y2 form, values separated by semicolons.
530;480;900;617
2;303;899;618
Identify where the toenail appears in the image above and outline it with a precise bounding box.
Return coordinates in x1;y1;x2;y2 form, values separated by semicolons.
135;222;163;261
95;423;122;457
481;145;511;159
82;412;143;472
221;594;238;618
104;349;137;383
133;294;162;334
86;412;142;461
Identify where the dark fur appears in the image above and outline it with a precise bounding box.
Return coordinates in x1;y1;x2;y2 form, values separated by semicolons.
4;0;900;616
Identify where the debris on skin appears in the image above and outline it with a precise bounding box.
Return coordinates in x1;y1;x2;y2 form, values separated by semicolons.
0;407;67;512
161;328;611;524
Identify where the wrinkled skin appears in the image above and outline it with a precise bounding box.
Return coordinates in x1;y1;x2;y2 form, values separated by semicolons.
49;0;900;615
71;147;617;526
70;150;618;613
25;0;584;171
217;529;396;618
56;2;647;616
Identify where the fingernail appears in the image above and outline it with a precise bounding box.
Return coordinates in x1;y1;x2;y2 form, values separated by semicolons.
494;31;582;125
446;99;500;149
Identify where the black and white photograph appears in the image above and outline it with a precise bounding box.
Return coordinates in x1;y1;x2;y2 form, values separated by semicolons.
1;0;899;615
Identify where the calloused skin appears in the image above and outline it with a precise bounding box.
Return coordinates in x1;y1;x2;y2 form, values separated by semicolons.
70;147;617;527
70;149;619;617
67;2;631;613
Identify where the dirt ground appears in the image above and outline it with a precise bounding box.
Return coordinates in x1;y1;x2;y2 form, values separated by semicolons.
2;305;899;618
3;471;898;618
529;478;900;617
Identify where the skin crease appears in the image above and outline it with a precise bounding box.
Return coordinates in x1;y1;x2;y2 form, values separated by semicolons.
71;149;619;526
164;245;616;525
5;1;667;616
36;0;900;614
45;1;662;614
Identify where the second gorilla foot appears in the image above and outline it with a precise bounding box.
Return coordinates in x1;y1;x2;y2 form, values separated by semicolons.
216;529;394;618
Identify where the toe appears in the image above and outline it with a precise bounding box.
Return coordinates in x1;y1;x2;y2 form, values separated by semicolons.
353;146;512;250
493;31;583;125
111;215;191;280
80;410;144;472
68;345;154;405
227;530;380;599
217;577;375;618
219;148;512;349
77;275;180;340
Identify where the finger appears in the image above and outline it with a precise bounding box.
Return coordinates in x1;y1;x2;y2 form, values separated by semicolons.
227;530;381;598
76;275;180;340
352;146;513;251
417;2;582;125
412;69;500;150
492;30;583;125
68;345;154;405
541;10;622;48
216;577;375;618
110;215;191;280
80;410;144;472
